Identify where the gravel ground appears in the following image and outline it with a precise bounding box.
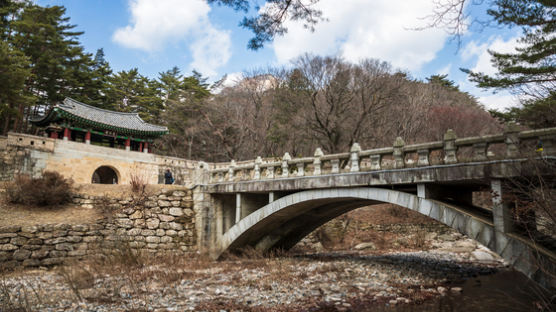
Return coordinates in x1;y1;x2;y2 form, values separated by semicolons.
0;233;505;312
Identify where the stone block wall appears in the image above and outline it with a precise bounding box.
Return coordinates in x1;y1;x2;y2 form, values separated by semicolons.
0;189;196;269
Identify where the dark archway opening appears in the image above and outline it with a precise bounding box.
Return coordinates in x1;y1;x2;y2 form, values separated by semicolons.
92;166;118;184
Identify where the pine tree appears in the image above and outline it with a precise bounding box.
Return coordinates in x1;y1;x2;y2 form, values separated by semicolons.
462;0;555;99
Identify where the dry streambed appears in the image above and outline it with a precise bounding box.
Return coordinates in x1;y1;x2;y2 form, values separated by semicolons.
0;233;505;312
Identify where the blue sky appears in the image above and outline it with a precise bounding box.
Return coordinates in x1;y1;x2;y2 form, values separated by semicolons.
37;0;523;111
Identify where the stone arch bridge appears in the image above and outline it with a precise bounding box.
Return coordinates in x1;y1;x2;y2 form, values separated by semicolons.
193;126;556;289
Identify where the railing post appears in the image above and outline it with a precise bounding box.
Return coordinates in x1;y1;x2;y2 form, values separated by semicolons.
296;162;305;176
417;149;429;166
443;129;457;164
217;171;224;182
254;156;262;179
313;148;324;175
282;152;291;177
504;122;520;158
393;137;405;169
370;154;381;170
473;142;488;161
228;160;236;182
350;142;361;172
330;159;340;173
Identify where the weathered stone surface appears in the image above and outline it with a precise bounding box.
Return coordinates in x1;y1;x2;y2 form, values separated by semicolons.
55;243;73;251
71;225;89;232
13;249;31;260
53;224;71;231
31;249;50;259
0;251;12;261
0;244;18;251
0;225;20;233
22;259;40;267
169;222;184;231
158;200;171;207
27;238;43;245
67;250;87;257
169;208;183;217
171;200;181;207
83;236;100;243
128;228;142;236
173;191;186;197
146;218;160;230
159;222;170;230
166;230;177;237
117;218;134;228
45;237;67;245
41;258;63;265
49;250;67;258
156;229;165;236
130;210;143;219
161;236;172;243
183;208;194;217
144;201;158;208
141;229;155;236
146;236;160;244
158;214;174;222
65;236;83;243
0;233;17;239
21;225;38;233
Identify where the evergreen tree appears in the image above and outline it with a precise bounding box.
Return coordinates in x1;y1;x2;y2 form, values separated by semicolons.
0;41;33;134
462;0;554;99
10;4;99;131
106;69;163;123
461;0;555;128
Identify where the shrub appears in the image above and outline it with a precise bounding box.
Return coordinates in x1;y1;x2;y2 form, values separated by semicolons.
5;171;73;206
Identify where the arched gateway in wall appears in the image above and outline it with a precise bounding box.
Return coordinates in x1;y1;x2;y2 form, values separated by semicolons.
92;166;119;184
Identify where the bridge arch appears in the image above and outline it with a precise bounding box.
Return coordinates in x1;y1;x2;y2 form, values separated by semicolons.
217;187;495;257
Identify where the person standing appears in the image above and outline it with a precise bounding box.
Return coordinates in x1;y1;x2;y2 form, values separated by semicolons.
164;169;174;184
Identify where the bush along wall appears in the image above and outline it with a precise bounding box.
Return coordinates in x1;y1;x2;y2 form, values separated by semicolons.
0;189;196;269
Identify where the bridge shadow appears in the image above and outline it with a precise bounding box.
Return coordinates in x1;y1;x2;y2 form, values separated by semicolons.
293;251;500;279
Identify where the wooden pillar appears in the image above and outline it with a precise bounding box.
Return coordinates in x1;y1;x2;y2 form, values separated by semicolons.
85;131;91;144
125;138;131;151
63;128;70;141
50;131;58;139
139;142;143;152
143;142;149;153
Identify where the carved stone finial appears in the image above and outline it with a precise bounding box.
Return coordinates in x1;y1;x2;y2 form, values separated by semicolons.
314;147;324;157
444;129;457;141
255;156;262;164
393;137;405;147
350;142;361;153
283;152;291;161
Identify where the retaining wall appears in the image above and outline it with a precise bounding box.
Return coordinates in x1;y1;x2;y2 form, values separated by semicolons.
0;189;196;269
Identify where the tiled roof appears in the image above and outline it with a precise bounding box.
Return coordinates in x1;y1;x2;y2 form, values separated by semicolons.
32;98;168;136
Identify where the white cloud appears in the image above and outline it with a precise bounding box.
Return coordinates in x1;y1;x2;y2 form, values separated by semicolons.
190;27;232;77
478;93;520;111
463;36;520;76
113;0;231;77
438;64;452;76
272;0;450;71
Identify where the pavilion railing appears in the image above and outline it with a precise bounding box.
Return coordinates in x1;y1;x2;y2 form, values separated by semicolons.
207;125;556;184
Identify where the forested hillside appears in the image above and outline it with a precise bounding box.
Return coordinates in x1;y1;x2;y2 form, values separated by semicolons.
0;1;501;162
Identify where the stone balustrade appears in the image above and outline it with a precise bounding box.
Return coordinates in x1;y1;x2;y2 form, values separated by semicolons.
207;126;556;183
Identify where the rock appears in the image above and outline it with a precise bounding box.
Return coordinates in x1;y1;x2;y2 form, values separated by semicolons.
13;249;32;260
172;191;186;197
354;242;376;250
0;244;18;251
130;211;144;219
158;214;175;222
146;218;160;229
169;208;183;217
471;250;495;261
450;287;463;293
0;225;20;233
158;200;171;207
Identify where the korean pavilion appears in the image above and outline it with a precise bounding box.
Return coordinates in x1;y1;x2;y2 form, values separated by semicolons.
31;97;168;152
